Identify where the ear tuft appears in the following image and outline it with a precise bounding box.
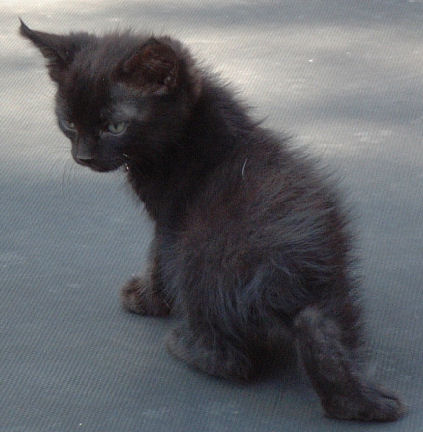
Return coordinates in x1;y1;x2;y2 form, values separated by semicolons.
118;39;180;93
20;20;67;63
19;20;89;81
19;18;30;37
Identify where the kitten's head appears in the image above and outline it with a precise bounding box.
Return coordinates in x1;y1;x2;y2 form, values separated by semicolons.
20;20;201;172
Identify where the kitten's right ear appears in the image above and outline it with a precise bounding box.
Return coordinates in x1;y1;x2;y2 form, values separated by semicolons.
19;19;86;81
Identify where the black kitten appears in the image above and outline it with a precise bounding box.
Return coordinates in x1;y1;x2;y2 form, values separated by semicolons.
20;20;404;422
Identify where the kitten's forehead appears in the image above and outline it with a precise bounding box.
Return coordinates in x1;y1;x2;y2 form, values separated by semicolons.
59;70;108;126
57;74;147;125
57;34;151;125
109;83;147;120
112;101;139;120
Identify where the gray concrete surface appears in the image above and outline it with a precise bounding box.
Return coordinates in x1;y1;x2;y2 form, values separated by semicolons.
1;1;422;431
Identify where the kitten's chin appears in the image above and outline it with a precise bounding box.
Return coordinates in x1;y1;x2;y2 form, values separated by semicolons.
89;165;118;173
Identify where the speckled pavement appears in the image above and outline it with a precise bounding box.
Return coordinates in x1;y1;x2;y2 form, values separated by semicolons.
1;1;422;430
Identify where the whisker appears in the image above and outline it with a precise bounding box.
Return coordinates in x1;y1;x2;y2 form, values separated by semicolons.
61;158;74;199
61;160;68;199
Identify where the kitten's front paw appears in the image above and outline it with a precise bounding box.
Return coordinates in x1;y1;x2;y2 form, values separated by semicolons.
120;276;170;316
323;386;405;422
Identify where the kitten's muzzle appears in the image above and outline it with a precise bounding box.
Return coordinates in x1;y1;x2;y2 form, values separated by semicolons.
71;137;125;172
75;143;94;162
72;151;125;172
72;146;98;169
74;151;95;168
73;136;96;166
76;152;94;163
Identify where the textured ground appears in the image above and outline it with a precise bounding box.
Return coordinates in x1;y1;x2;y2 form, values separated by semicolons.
1;1;422;431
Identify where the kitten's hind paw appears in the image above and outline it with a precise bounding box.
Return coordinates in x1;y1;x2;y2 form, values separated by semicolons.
120;276;170;317
323;386;406;422
166;326;257;381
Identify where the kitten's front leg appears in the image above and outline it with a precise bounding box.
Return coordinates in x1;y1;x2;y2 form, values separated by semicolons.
120;239;171;317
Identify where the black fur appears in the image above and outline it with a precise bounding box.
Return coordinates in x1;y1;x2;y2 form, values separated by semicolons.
20;20;404;421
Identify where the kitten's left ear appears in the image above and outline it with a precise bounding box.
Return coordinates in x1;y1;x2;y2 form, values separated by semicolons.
19;19;88;81
116;39;180;93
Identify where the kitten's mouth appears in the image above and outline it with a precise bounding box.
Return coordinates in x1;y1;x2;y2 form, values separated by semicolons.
89;164;117;173
73;157;125;173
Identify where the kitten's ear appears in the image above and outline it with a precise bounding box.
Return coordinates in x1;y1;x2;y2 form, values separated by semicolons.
117;39;179;93
19;19;86;81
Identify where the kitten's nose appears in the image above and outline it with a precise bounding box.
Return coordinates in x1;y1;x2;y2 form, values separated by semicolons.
76;151;94;161
76;145;94;162
75;136;95;162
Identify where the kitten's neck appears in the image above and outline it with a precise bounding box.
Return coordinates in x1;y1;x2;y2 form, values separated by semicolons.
127;80;255;228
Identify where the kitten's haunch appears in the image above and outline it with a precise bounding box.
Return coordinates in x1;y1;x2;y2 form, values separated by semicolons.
20;20;405;422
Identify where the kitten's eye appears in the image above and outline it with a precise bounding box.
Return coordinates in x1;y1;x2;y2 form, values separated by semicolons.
106;122;127;135
61;120;76;131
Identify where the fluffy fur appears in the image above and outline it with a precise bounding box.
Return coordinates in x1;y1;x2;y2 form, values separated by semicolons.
20;20;404;421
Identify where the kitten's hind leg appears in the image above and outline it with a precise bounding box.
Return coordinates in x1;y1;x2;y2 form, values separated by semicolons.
294;305;405;422
166;323;257;381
